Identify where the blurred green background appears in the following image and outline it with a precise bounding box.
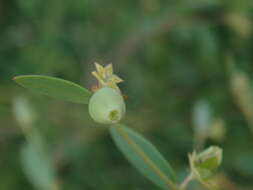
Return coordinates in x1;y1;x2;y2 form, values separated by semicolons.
1;0;253;189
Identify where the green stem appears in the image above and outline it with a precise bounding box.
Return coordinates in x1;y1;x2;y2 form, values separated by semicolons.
179;172;194;189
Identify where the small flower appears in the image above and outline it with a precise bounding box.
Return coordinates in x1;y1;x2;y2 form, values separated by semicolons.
89;63;126;124
91;62;123;92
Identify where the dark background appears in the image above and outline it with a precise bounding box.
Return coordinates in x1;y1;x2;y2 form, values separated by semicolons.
0;0;253;189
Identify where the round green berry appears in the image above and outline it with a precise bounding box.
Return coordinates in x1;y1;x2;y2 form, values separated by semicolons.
88;87;126;124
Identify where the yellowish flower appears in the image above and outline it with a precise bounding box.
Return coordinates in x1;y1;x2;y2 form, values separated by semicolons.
91;62;123;92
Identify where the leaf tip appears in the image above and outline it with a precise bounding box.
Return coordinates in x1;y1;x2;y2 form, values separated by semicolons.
13;76;22;83
13;75;25;84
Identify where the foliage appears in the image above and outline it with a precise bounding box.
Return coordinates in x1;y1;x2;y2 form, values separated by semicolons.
1;0;253;189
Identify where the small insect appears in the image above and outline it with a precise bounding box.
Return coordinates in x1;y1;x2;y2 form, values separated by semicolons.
123;95;129;100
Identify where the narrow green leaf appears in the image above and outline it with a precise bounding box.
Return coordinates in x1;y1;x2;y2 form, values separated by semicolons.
14;75;91;104
20;141;57;190
110;124;178;190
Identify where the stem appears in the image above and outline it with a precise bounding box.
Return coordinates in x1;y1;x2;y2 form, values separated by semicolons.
179;172;194;189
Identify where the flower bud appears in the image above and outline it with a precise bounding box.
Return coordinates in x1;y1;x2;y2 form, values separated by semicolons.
88;87;126;124
189;146;223;179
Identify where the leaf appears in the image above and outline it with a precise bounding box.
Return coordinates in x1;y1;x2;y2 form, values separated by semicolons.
14;75;92;104
110;124;178;190
20;141;57;190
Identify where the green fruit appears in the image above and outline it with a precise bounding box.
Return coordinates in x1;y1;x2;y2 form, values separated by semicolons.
88;87;126;124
